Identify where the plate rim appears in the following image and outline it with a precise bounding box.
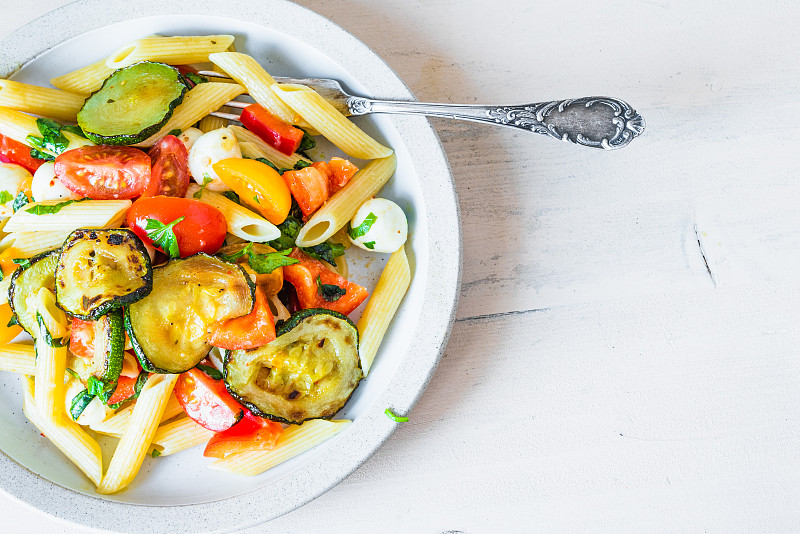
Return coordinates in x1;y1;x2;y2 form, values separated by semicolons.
0;0;462;531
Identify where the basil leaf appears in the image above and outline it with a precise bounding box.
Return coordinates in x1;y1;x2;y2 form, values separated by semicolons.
12;258;32;270
247;248;299;274
297;129;316;154
29;147;54;162
348;212;377;240
36;312;69;348
217;243;252;263
7;314;18;328
28;118;70;155
70;389;95;421
193;173;214;199
0;191;14;204
293;160;311;170
12;191;30;212
196;363;223;380
144;217;185;258
384;408;409;422
222;191;240;204
25;197;85;216
168;128;183;137
268;215;302;251
255;157;285;174
87;375;115;404
362;241;376;250
61;125;86;138
302;241;345;266
316;276;346;302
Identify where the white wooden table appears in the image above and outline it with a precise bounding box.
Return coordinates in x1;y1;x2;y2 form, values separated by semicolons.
3;0;800;532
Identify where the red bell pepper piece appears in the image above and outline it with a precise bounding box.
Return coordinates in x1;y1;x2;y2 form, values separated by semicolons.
240;103;305;156
282;248;368;315
203;409;283;459
0;133;45;174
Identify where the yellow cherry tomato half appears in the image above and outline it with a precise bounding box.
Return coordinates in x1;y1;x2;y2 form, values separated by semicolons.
212;158;291;225
0;303;22;345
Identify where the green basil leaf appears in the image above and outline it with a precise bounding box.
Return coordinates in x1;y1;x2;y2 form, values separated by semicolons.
302;241;345;266
70;389;95;421
12;191;30;212
87;375;115;404
61;125;86;138
268;215;302;251
384;408;409;422
222;190;240;204
36;312;69;348
144;217;185;258
0;190;14;204
168;128;183;137
25;197;85;216
196;363;223;380
348;212;377;240
29;147;54;162
247;248;299;274
293;160;312;170
316;276;346;302
33;118;70;155
217;243;252;263
12;258;32;270
297;129;316;154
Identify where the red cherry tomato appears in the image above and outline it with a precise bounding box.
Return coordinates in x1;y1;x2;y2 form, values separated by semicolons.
143;135;190;197
0;133;45;174
55;145;151;199
126;197;227;257
203;409;283;458
175;367;244;432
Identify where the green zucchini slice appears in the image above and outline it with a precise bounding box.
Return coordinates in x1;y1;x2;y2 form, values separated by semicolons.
126;253;255;374
77;61;187;145
86;310;125;383
55;228;152;320
224;308;363;424
8;250;59;339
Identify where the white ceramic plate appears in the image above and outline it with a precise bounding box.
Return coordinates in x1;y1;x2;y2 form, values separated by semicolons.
0;1;461;532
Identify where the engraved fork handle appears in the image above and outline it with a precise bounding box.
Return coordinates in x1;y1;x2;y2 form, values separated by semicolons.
347;96;645;150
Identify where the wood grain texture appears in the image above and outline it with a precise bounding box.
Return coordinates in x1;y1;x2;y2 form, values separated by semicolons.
2;0;800;532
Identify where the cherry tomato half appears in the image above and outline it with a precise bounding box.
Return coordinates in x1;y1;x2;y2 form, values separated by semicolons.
126;196;227;257
175;367;244;432
0;133;45;174
55;145;151;199
143;135;190;197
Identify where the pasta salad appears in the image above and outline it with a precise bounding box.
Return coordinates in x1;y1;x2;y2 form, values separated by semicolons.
0;35;411;494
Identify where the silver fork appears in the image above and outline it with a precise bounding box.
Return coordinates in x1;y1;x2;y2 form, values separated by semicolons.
199;70;645;150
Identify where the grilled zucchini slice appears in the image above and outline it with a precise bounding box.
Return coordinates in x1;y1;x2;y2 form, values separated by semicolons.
77;61;186;145
8;250;59;338
126;253;255;374
86;310;126;383
224;308;363;424
55;228;152;320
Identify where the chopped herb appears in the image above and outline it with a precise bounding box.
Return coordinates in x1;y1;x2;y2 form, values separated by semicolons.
6;314;18;328
29;147;54;162
297;129;316;157
151;449;162;458
253;195;260;204
12;258;32;270
256;157;283;174
25;197;85;215
268;215;302;251
193;174;214;199
196;363;223;380
36;312;69;348
293;160;312;170
87;376;115;404
219;244;299;274
302;241;345;266
26;118;70;156
69;389;94;420
11;191;30;212
0;191;13;204
362;241;376;250
222;190;240;204
348;212;377;240
144;216;185;258
61;125;86;138
384;408;409;422
316;276;346;302
168;128;183;137
255;157;312;175
218;242;252;263
66;368;81;380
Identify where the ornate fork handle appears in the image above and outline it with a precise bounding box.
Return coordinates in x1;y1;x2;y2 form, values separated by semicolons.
348;96;645;150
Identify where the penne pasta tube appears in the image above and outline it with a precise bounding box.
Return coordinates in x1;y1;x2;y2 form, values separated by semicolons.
209;52;298;124
33;288;68;425
0;80;87;122
0;343;36;375
198;114;227;133
97;373;178;494
295;154;397;247
23;377;103;486
134;82;245;147
0;107;94;156
90;393;182;437
229;125;311;170
150;416;214;456
0;231;70;259
107;35;235;69
272;83;393;160
50;59;115;95
356;246;411;374
3;199;131;233
209;419;351;476
187;184;280;242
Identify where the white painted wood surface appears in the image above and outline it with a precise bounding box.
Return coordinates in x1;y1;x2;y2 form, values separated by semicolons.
3;0;800;532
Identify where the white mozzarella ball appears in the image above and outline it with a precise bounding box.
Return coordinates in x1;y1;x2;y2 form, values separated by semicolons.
31;161;80;202
177;127;203;151
63;379;115;426
0;163;32;216
188;127;241;191
348;198;408;253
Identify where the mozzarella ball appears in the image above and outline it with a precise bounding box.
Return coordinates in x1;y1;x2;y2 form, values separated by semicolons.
0;163;32;216
188;127;241;191
348;198;408;253
177;127;203;151
31;161;81;202
64;379;115;426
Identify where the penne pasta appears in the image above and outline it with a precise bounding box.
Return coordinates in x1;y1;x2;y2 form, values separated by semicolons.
50;59;114;95
90;393;182;437
0;343;36;375
3;199;131;233
272;83;393;160
229;125;311;170
0;80;87;122
356;246;411;374
134;82;245;147
187;184;281;242
150;416;214;456
23;377;103;486
209;419;351;476
107;35;235;69
0;107;94;156
296;154;397;247
0;230;69;259
209;52;298;124
198;114;228;133
33;288;68;425
97;374;178;494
